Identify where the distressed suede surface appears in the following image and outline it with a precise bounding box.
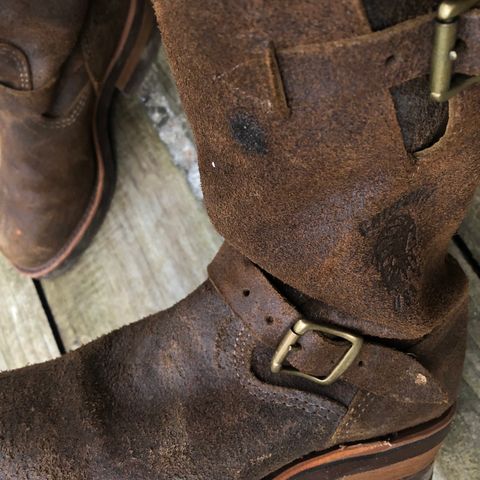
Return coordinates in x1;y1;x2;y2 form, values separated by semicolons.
0;275;344;479
0;0;477;478
0;245;466;478
154;0;480;341
209;244;464;444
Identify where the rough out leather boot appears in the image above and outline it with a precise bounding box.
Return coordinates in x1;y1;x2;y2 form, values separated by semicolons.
0;0;156;277
1;0;480;478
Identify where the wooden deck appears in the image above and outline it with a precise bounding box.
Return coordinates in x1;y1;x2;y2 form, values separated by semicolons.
0;50;478;479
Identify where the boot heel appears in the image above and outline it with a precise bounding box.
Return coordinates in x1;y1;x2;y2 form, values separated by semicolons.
272;407;453;480
115;0;160;95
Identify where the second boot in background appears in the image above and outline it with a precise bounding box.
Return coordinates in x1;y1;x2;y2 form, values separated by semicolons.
0;0;156;277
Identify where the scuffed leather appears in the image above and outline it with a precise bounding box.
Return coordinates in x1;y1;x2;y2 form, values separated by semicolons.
209;244;465;444
0;0;89;89
0;0;130;273
154;0;480;342
0;0;475;477
0;261;345;479
0;245;465;478
0;80;96;271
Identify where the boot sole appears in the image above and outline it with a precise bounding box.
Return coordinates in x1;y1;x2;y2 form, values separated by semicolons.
20;0;159;278
269;407;453;480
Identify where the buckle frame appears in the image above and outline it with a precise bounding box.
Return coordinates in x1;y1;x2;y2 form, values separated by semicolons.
270;319;363;386
430;0;480;102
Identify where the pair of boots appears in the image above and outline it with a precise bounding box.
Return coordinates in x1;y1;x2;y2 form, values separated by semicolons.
0;0;479;478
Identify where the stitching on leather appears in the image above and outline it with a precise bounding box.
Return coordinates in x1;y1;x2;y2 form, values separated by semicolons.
82;30;94;66
15;82;100;276
341;391;372;436
232;323;338;420
0;46;30;90
0;47;29;89
33;87;90;129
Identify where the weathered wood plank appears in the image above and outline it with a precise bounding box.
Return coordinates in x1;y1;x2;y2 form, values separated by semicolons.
0;258;59;372
434;244;480;480
41;94;221;350
139;46;202;198
459;187;480;264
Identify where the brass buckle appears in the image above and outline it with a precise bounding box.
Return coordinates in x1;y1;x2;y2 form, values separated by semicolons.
430;0;480;102
270;319;363;386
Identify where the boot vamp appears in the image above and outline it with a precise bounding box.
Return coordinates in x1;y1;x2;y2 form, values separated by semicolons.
0;90;96;271
0;0;132;272
0;280;344;480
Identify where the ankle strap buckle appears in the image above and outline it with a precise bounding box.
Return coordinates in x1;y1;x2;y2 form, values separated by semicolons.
270;319;363;386
430;0;480;102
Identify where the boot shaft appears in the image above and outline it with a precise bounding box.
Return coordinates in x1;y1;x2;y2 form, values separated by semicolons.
154;0;480;341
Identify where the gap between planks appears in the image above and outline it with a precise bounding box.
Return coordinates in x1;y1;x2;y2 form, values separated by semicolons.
39;94;221;351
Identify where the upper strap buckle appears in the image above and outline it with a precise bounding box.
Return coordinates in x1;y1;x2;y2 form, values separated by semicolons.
430;0;480;101
270;319;363;386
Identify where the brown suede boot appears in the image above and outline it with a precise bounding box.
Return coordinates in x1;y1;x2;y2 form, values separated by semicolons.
0;0;156;277
1;0;480;478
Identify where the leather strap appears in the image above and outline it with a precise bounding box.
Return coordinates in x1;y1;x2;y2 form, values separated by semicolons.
219;11;480;116
208;243;447;404
279;11;480;100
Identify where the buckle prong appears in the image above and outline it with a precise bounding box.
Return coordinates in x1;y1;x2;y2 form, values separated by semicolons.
430;0;480;102
270;319;363;386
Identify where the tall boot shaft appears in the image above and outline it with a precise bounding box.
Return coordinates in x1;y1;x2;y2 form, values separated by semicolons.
154;0;480;340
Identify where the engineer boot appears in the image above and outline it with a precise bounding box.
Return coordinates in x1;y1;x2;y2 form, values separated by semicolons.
0;0;156;277
1;0;480;478
0;245;466;479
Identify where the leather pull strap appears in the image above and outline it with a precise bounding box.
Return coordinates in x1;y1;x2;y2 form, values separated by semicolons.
208;243;448;404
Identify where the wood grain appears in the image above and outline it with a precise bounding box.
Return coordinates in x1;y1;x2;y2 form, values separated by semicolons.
41;95;221;350
434;244;480;480
459;187;480;264
0;258;58;372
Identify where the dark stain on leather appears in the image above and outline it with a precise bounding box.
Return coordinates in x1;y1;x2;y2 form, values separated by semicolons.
374;212;419;312
229;111;268;154
360;188;433;312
